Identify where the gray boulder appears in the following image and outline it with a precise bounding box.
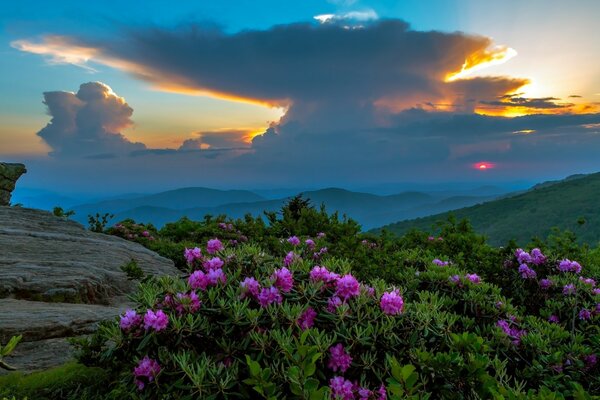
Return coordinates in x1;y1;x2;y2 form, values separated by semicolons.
0;206;179;372
0;162;26;206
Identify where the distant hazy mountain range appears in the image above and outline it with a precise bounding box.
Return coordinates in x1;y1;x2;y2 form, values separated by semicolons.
374;173;600;245
18;186;508;230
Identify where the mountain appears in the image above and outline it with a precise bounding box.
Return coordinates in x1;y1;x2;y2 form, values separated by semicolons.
70;187;266;218
69;187;500;230
374;173;600;245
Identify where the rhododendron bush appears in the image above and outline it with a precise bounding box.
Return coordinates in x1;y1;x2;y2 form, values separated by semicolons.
78;226;600;398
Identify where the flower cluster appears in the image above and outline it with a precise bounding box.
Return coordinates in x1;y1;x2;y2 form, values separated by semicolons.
271;267;294;292
143;309;169;332
432;258;449;267
380;290;404;315
133;356;161;390
497;319;527;345
329;377;387;400
558;259;582;274
328;344;353;373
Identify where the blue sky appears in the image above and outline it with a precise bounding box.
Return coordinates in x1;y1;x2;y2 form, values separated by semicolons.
1;0;599;192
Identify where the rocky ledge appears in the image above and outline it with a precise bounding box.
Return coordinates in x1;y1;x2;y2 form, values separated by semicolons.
0;162;26;206
0;206;179;373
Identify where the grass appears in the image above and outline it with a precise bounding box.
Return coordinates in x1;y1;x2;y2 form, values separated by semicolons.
0;362;111;400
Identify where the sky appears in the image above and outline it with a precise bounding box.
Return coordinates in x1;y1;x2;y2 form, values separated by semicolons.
1;0;600;193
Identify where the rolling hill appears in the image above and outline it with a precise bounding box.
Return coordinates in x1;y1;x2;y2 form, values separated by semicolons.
374;173;600;245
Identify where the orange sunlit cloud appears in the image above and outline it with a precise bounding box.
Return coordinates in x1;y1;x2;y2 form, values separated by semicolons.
445;45;517;82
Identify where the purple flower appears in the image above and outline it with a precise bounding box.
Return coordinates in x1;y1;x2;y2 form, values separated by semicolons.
579;309;592;320
240;277;261;299
305;239;316;249
271;267;294;293
530;248;546;265
309;266;339;286
327;296;343;313
189;270;209;290
257;286;282;307
119;309;142;331
335;274;361;300
328;344;353;373
173;291;201;314
432;258;449;267
497;319;526;345
203;257;224;270
579;277;596;287
449;275;462;285
380;290;404;316
143;309;169;332
563;284;576;295
584;354;597;369
207;268;226;285
133;356;161;390
287;236;300;246
518;264;537;279
207;238;224;254
317;232;326;238
284;251;297;267
592;288;600;296
428;236;435;241
466;273;481;284
329;376;354;400
297;307;317;330
184;247;202;265
142;230;150;237
363;285;375;297
539;278;553;290
559;259;582;274
548;315;560;323
515;248;532;264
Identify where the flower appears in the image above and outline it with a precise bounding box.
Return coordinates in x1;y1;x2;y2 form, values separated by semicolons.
203;257;224;270
449;275;462;285
287;236;300;246
548;315;560;323
539;278;553;290
207;238;224;254
133;356;161;390
284;251;297;267
188;270;209;290
297;307;317;330
317;232;326;238
518;264;537;279
184;247;202;264
207;268;227;285
428;236;435;241
335;274;361;300
380;290;404;315
143;309;169;332
173;291;201;314
309;266;339;286
515;248;532;264
329;376;354;400
327;296;343;313
530;248;546;265
579;277;596;287
466;273;481;284
563;284;576;295
271;267;294;292
432;258;449;266
328;344;353;373
593;288;600;296
558;259;582;274
240;277;261;299
305;239;316;249
584;354;597;369
119;309;141;331
257;286;282;307
579;308;592;320
497;319;526;345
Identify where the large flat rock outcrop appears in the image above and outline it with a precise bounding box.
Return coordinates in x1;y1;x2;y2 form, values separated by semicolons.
0;206;179;373
0;162;26;206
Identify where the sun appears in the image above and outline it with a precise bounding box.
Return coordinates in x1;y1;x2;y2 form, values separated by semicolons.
479;164;487;170
473;162;495;170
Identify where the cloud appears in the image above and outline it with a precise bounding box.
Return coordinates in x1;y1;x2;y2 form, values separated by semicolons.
178;130;252;151
481;94;574;109
37;82;146;157
313;10;378;24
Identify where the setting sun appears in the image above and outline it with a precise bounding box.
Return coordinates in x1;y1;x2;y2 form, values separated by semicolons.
474;162;494;170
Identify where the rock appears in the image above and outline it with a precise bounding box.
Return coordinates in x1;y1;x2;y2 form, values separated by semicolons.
0;206;179;372
0;162;26;206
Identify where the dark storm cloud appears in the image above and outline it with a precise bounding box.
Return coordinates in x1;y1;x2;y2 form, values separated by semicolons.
481;94;573;109
37;82;146;158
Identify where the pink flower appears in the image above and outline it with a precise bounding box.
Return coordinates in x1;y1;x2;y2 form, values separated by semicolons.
335;274;361;300
317;232;326;238
329;376;354;400
142;230;150;237
539;279;553;290
207;268;227;285
189;270;209;290
133;356;161;390
173;291;201;314
203;257;224;270
579;277;596;287
449;275;462;285
592;288;600;296
327;296;343;313
184;247;202;265
428;236;435;241
271;267;294;293
297;307;317;330
497;319;526;345
119;309;142;331
305;239;316;249
432;258;449;266
207;238;224;254
240;277;261;299
548;315;560;323
328;344;353;373
257;286;282;307
380;290;404;315
579;309;592;320
143;309;169;332
287;236;300;246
